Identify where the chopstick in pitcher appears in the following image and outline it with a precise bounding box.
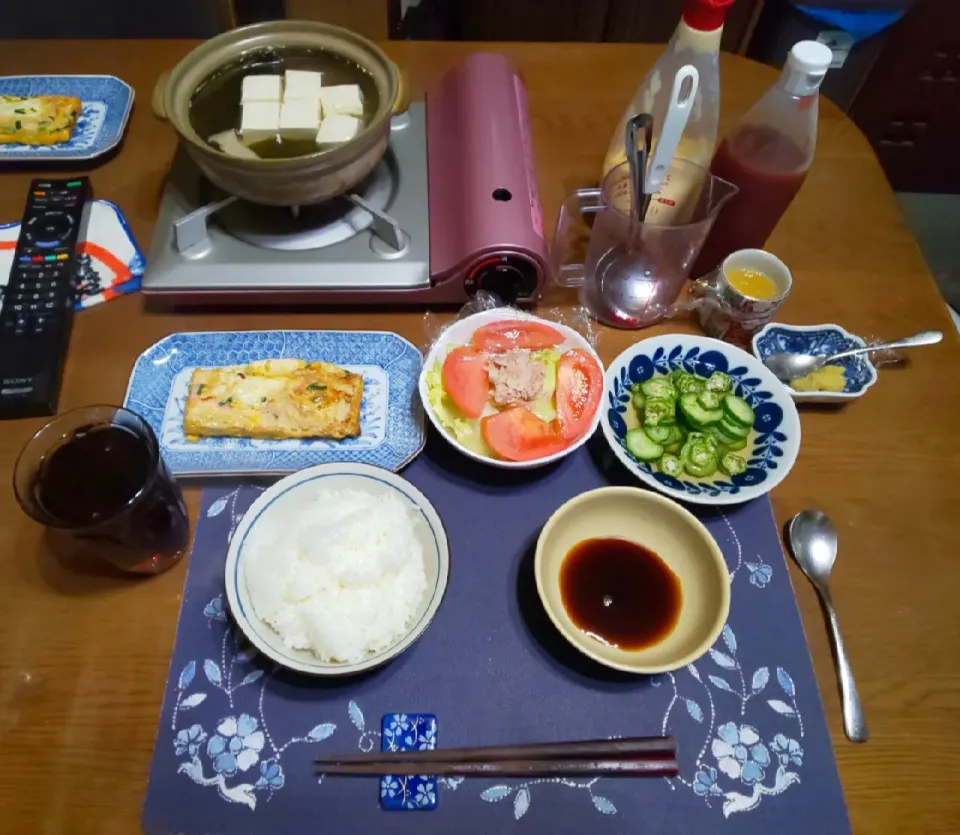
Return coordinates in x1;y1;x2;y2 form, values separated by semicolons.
318;757;678;778
315;736;676;766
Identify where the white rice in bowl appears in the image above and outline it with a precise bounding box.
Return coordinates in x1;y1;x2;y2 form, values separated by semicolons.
243;486;429;664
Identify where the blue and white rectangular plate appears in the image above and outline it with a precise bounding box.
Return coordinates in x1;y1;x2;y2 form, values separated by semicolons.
0;75;134;162
123;330;426;477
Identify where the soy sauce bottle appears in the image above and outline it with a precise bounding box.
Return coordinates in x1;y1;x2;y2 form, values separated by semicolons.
693;40;833;275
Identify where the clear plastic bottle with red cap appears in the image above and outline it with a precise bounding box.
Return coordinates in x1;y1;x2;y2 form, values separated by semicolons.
603;0;736;180
692;39;833;274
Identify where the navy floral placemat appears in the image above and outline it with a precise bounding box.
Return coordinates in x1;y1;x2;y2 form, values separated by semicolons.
142;436;850;835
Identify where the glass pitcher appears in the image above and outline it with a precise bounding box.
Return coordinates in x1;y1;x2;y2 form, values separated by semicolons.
551;159;738;328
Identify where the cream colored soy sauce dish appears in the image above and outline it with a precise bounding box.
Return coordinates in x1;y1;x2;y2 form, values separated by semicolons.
535;487;730;675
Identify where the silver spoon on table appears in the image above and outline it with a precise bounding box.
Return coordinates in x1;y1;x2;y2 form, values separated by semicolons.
764;330;942;383
787;510;868;743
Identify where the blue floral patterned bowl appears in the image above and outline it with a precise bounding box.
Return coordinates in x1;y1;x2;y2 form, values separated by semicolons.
752;323;878;404
600;335;801;505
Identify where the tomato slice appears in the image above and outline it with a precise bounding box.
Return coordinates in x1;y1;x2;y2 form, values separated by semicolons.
442;346;489;418
556;349;603;441
470;319;565;353
481;407;571;462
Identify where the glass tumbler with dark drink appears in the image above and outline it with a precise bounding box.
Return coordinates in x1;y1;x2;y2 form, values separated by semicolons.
14;405;190;575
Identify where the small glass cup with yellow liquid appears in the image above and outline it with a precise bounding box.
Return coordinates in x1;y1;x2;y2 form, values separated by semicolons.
689;249;792;347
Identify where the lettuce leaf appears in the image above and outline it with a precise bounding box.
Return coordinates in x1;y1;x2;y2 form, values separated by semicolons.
529;348;560;423
426;348;560;454
425;362;491;457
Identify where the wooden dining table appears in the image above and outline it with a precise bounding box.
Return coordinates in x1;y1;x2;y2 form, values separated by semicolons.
0;38;957;835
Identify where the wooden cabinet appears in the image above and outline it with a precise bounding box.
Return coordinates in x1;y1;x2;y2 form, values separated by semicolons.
457;0;610;42
452;0;762;52
850;0;960;192
282;0;394;39
603;0;762;52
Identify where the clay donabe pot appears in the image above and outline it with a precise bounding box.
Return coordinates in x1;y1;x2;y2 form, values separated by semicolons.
154;21;402;206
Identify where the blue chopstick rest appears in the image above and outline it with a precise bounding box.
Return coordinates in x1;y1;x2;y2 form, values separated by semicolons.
380;713;438;810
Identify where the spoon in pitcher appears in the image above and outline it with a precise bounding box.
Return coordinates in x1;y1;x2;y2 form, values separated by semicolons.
787;510;868;743
764;330;942;383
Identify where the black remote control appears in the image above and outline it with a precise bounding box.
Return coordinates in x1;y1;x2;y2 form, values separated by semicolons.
0;177;91;420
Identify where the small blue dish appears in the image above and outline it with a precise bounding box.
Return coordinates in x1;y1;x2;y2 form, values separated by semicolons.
0;75;134;162
600;334;801;505
752;323;878;404
380;713;438;811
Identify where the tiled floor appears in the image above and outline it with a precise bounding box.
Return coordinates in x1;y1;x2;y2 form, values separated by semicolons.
896;192;960;333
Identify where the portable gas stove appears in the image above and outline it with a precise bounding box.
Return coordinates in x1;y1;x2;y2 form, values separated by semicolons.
141;54;549;306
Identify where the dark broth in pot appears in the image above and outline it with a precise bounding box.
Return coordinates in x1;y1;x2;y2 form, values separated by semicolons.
189;46;379;159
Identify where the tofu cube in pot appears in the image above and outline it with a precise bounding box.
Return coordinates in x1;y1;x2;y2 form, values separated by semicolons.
279;100;321;140
240;102;280;144
315;114;362;145
284;69;323;101
241;75;282;103
317;85;364;117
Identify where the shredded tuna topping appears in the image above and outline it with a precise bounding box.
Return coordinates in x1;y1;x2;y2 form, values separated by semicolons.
487;350;545;406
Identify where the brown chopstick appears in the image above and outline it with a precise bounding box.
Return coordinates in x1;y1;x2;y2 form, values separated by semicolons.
317;756;678;778
315;736;676;766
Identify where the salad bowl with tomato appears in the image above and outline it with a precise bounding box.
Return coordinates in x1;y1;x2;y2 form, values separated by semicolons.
419;311;605;469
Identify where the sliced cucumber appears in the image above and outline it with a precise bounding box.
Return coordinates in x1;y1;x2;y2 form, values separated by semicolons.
659;454;683;477
622;368;752;479
665;424;687;445
679;393;723;428
643;424;671;444
662;424;686;454
719;415;751;440
707;424;740;446
625;428;663;462
720;452;747;476
644;398;676;427
722;395;755;428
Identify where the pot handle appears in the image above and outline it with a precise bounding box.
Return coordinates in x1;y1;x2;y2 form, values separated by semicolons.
152;71;170;121
392;64;410;115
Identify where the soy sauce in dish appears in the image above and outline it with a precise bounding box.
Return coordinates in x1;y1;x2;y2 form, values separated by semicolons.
559;537;682;650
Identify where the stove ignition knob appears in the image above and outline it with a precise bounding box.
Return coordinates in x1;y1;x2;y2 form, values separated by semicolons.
465;254;539;304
